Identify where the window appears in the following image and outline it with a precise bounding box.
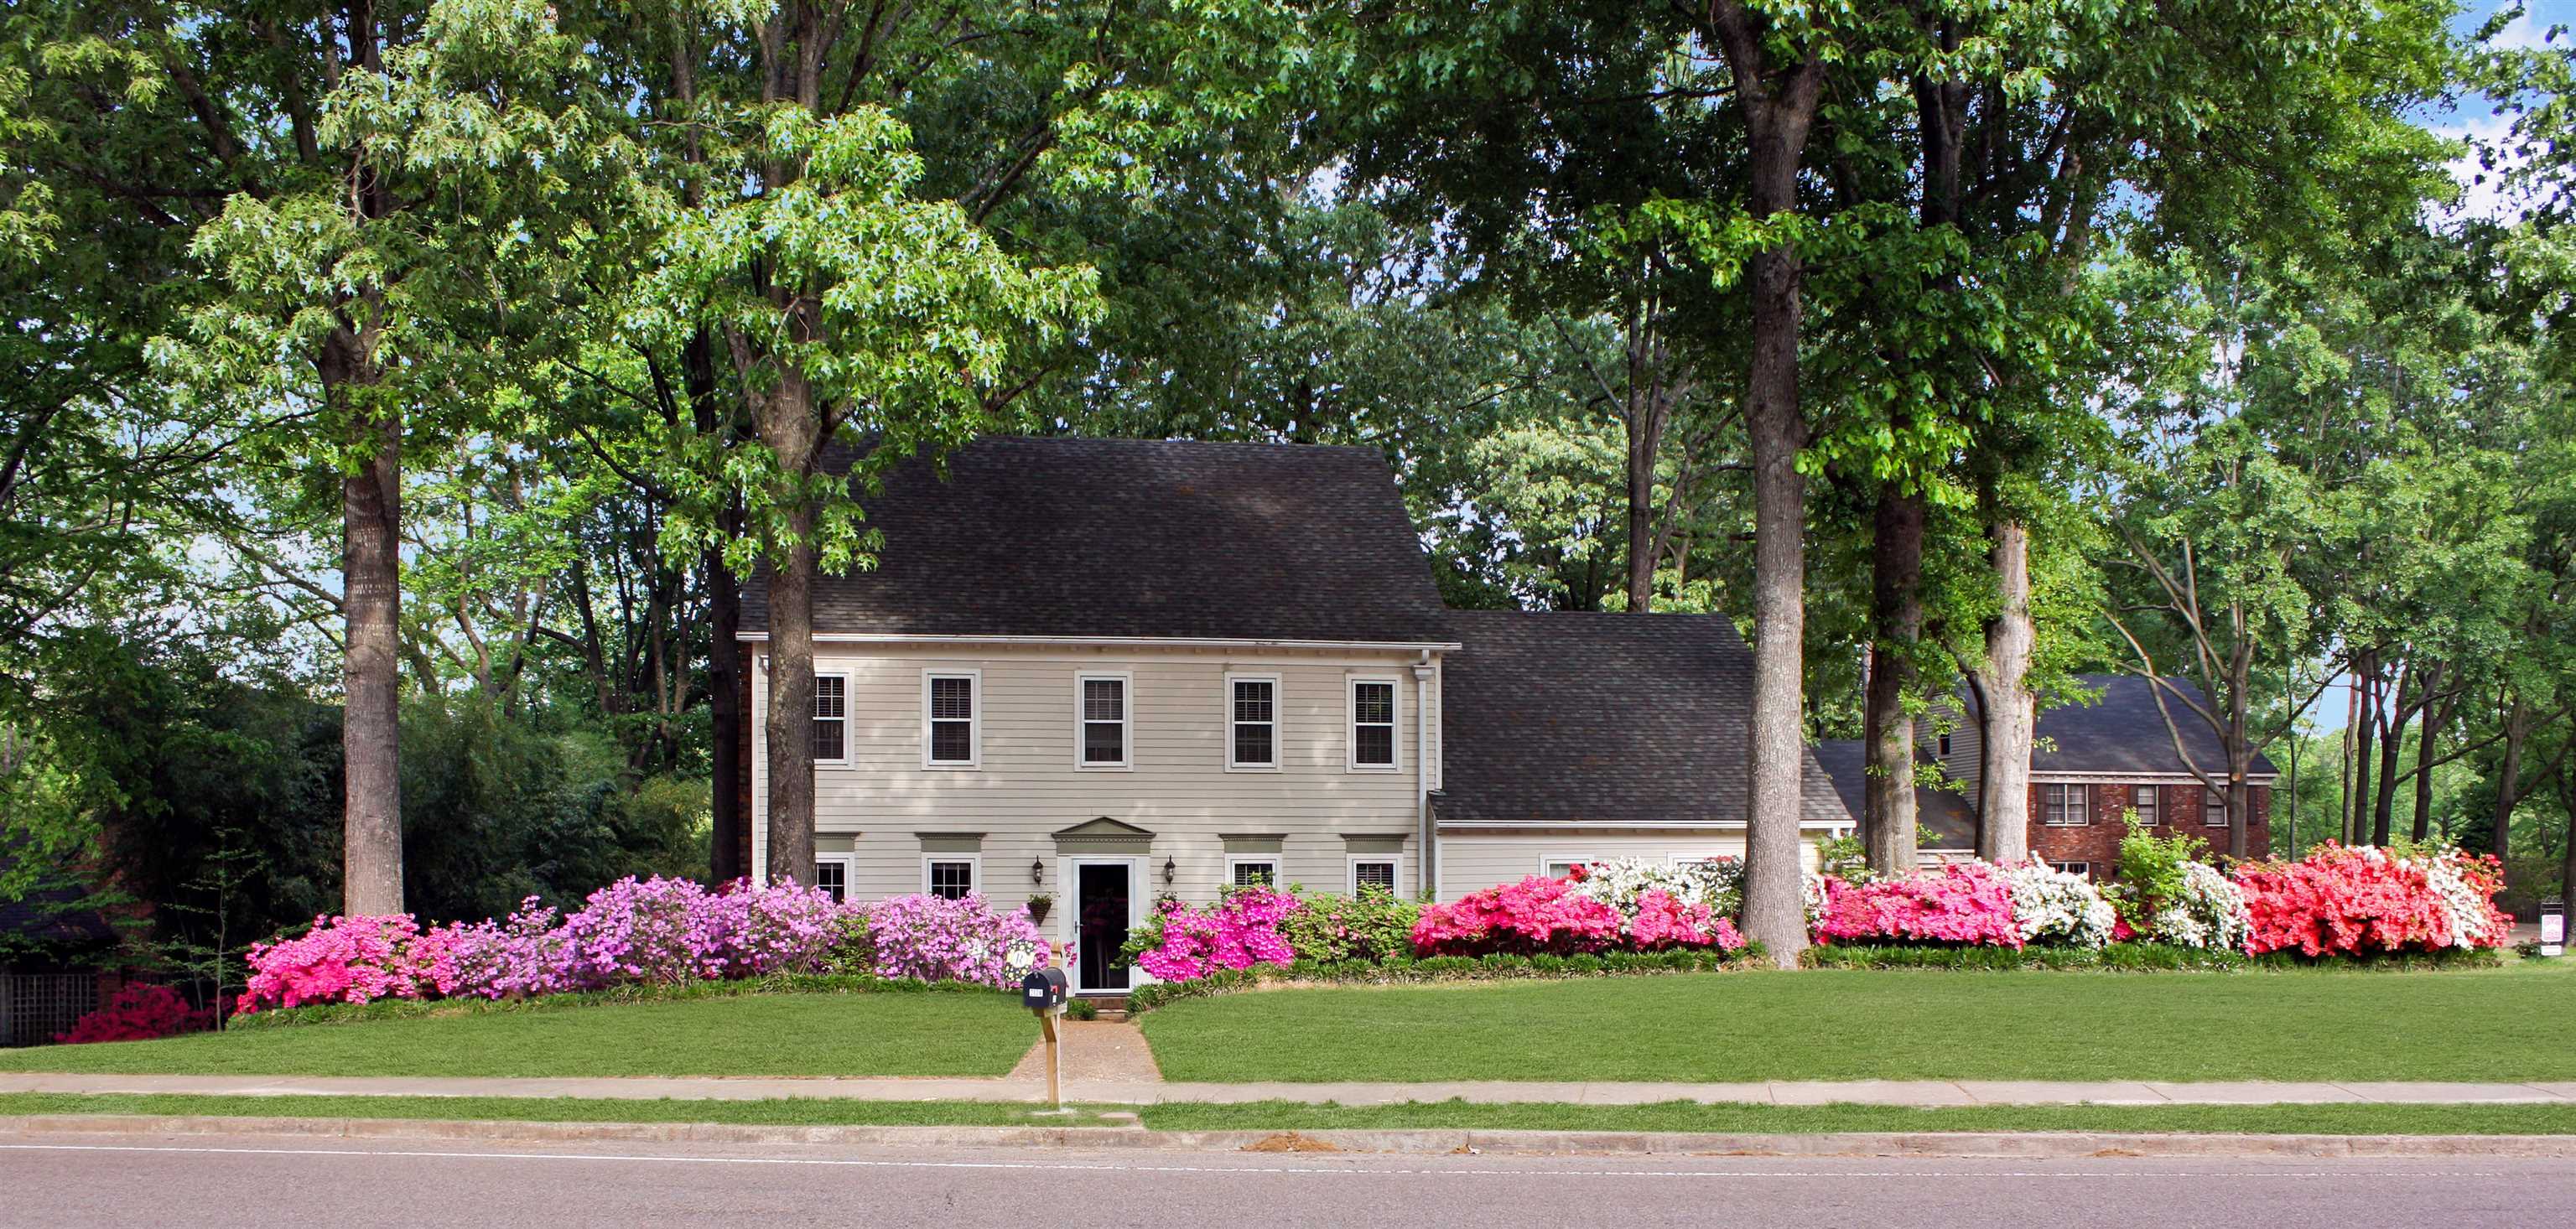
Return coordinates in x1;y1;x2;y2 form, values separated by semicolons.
1542;857;1597;880
1228;675;1279;769
2132;785;2160;828
1348;678;1399;770
813;859;848;903
2048;860;2091;879
1938;731;1952;758
2205;788;2229;827
925;857;978;900
2043;782;2090;827
923;672;979;767
1078;674;1130;768
810;674;849;764
1350;857;1400;895
1228;858;1280;889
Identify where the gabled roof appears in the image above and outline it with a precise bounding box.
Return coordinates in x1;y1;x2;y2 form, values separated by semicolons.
2033;675;2278;778
1813;739;1976;850
743;437;1452;644
1437;611;1852;827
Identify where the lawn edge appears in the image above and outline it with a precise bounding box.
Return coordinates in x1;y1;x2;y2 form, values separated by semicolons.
8;1113;2576;1159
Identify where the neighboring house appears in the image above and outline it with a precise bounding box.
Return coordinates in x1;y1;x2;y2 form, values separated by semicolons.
1917;674;2277;879
737;437;1850;995
1811;739;1976;862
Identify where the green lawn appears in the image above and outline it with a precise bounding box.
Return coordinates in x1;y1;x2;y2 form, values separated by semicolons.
1140;960;2576;1084
3;1092;2573;1138
0;992;1031;1078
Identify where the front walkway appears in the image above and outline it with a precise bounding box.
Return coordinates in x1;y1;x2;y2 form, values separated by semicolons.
6;1071;2573;1107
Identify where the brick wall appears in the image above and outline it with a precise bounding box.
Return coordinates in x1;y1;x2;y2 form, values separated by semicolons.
2027;781;2271;879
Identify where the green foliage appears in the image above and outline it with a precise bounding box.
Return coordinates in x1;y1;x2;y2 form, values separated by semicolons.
2111;830;2215;930
1278;886;1421;964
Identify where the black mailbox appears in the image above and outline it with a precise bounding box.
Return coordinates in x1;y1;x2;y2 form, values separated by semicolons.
1021;966;1068;1012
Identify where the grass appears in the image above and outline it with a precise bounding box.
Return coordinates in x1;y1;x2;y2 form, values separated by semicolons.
2;1092;2573;1138
0;992;1032;1078
1139;958;2576;1084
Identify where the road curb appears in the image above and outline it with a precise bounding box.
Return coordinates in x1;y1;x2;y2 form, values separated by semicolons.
7;1113;2576;1159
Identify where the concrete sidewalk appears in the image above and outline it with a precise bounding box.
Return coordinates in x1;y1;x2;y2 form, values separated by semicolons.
6;1071;2574;1107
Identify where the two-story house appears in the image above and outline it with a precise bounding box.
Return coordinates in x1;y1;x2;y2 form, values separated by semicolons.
735;437;1851;995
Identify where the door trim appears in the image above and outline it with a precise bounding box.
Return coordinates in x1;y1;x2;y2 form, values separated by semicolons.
1060;856;1153;993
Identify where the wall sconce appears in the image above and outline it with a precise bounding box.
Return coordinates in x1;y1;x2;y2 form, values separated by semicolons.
1162;856;1177;886
1031;858;1045;886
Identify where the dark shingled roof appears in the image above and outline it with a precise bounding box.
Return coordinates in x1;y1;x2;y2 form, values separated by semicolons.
1812;739;1976;850
2034;675;2278;778
1438;611;1852;827
745;437;1451;643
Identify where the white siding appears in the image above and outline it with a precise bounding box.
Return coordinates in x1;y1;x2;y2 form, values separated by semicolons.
1919;698;1981;785
1436;831;1826;902
751;643;1435;905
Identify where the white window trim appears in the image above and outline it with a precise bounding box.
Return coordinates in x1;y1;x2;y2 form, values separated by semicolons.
2203;789;2230;827
1540;853;1599;879
2132;784;2161;827
921;669;981;770
812;853;860;902
1225;855;1281;889
922;853;981;899
810;671;853;769
2043;782;2090;827
1345;675;1403;773
1224;672;1283;771
1348;853;1405;895
2048;860;2092;879
1070;671;1134;770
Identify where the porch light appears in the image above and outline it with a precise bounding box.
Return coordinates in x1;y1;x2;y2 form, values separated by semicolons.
1031;858;1045;886
1163;856;1177;885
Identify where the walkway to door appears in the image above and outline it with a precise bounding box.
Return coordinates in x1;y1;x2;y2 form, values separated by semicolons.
1006;1019;1162;1085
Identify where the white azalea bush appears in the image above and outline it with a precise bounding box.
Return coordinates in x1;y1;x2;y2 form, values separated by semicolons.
1566;857;1742;918
2146;861;2254;952
1994;861;2118;948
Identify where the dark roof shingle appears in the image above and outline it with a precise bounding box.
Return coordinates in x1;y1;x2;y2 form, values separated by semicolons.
1438;612;1851;826
744;437;1451;643
1812;739;1976;849
2034;675;2278;778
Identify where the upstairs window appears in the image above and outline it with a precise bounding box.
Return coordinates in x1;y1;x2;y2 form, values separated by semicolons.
2132;785;2160;828
925;672;979;767
1079;675;1129;767
2043;782;2089;827
810;674;848;764
1228;677;1278;769
1350;679;1398;770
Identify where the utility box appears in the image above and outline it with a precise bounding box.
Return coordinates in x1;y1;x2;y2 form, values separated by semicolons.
2542;898;2565;958
1021;967;1069;1012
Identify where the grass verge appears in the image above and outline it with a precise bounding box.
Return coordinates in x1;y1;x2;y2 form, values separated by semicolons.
0;1093;2572;1137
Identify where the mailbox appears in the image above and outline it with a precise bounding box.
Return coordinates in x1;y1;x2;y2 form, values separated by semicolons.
1021;966;1069;1012
2542;898;2566;958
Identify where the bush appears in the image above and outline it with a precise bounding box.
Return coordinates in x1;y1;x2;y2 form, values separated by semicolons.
1279;886;1420;963
1123;943;1768;1014
56;983;210;1044
1812;863;2022;947
1134;887;1299;982
1565;857;1742;920
241;914;452;1012
2233;843;2512;957
857;893;1052;988
1411;876;1625;956
1993;861;2119;948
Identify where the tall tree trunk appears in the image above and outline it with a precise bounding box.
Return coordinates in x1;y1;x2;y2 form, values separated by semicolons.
1706;0;1823;967
2371;664;2407;846
1862;488;1924;875
330;332;403;916
2409;662;2444;843
1973;518;2035;862
756;371;822;887
2350;651;2376;846
2223;644;2253;859
2491;692;2532;863
1622;385;1665;614
2559;765;2576;900
691;329;746;884
2336;667;2360;845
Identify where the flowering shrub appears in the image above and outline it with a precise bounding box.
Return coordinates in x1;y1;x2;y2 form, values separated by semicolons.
56;984;209;1044
1278;886;1420;963
433;898;576;1000
2145;862;2254;952
858;893;1052;988
1566;858;1742;919
1994;861;2119;948
559;876;733;986
1813;863;2023;948
711;879;845;977
1134;886;1300;981
1411;876;1627;956
240;914;449;1011
1627;889;1748;952
2234;843;2511;957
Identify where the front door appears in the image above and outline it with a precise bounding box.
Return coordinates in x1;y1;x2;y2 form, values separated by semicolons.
1075;862;1132;993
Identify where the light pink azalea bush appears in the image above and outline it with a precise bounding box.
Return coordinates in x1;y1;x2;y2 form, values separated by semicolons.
1412;875;1625;956
1134;887;1300;981
240;914;452;1011
853;893;1054;988
1812;863;2023;948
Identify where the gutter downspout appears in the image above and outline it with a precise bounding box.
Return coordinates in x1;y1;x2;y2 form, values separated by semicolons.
1414;651;1436;900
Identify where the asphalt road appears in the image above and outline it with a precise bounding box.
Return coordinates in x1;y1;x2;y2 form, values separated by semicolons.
3;1130;2572;1228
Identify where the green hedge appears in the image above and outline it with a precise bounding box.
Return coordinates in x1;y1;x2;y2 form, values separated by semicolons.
1124;945;1773;1014
223;973;989;1031
1803;942;2506;972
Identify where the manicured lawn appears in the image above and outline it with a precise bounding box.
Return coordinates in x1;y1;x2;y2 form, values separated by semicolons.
3;1092;2573;1137
0;992;1031;1078
1139;960;2576;1084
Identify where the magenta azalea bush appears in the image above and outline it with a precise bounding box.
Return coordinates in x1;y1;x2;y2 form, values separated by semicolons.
1813;863;2023;948
1135;887;1301;981
239;877;1050;1014
1410;874;1747;957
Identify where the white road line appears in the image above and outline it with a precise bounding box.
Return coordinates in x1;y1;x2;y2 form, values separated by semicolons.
0;1143;2523;1180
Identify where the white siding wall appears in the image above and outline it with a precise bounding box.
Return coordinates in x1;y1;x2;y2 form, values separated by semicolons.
1918;698;1981;785
1436;831;1825;902
751;643;1434;905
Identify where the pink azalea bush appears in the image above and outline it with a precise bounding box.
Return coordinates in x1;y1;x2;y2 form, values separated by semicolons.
1812;863;2023;948
2234;843;2512;957
1626;888;1747;952
1134;887;1301;981
1410;876;1628;956
855;893;1053;988
240;913;453;1011
56;984;210;1045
